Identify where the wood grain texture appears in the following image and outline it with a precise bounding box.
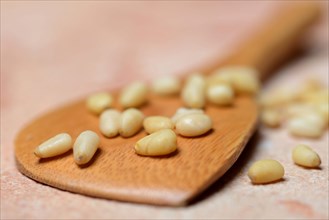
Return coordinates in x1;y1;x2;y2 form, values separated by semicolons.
14;4;319;206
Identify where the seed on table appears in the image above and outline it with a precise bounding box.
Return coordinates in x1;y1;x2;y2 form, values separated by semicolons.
119;81;148;108
292;144;321;168
175;113;212;137
259;88;299;108
206;84;234;106
73;130;99;165
151;76;180;96
86;92;113;115
135;129;177;156
248;159;284;184
99;109;121;138
298;88;329;104
287;113;325;138
171;107;204;124
34;133;72;158
119;108;144;137
316;102;329;126
143;116;174;134
261;109;281;127
181;73;206;108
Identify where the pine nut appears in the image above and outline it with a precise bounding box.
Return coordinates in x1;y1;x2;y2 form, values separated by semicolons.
34;133;72;158
86;92;113;115
207;70;232;87
181;73;206;108
213;66;260;95
151;76;180;96
287;113;325;138
143;116;174;134
175;113;212;137
119;81;148;108
119;108;144;137
261;109;281;127
206;84;234;106
259;89;298;108
248;159;284;184
171;107;204;124
73;130;99;165
135;129;177;156
316;102;329;125
292;144;321;168
99;109;121;138
298;88;329;104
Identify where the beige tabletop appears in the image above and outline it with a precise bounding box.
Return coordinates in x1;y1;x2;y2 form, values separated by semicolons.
1;1;328;219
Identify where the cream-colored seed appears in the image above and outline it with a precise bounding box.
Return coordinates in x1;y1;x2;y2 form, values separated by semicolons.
181;73;206;108
119;82;148;108
151;76;180;96
214;66;260;95
259;89;299;108
119;108;144;137
86;92;113;115
135;129;177;156
99;109;121;138
206;70;233;87
292;144;321;168
206;84;234;105
284;103;316;119
143;116;174;134
176;114;212;137
34;133;72;158
171;107;204;124
261;109;281;127
298;89;329;104
73;130;99;165
248;159;284;184
288;113;325;138
316;102;329;125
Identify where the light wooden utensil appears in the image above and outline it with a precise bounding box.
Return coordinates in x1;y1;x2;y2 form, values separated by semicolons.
15;4;319;206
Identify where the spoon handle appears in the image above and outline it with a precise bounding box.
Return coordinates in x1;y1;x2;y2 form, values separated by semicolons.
206;3;320;79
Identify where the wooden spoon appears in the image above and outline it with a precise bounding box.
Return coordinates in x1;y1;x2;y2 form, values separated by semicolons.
15;4;319;206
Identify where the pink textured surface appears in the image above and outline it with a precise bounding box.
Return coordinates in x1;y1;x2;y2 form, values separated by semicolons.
1;1;328;219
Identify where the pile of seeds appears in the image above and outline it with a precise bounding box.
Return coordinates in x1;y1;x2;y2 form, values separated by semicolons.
260;79;329;138
33;65;325;185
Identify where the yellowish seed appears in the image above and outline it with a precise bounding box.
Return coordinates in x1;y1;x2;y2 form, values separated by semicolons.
292;144;321;168
171;107;204;124
175;113;212;137
119;82;148;108
206;70;233;87
119;108;144;137
99;109;121;138
206;84;234;106
34;133;72;158
135;129;177;156
73;130;99;165
181;73;206;108
214;66;260;95
261;109;281;127
284;103;316;119
259;88;298;108
151;76;180;96
316;102;329;126
288;113;326;138
86;92;113;115
298;88;329;104
248;159;284;184
143;116;174;134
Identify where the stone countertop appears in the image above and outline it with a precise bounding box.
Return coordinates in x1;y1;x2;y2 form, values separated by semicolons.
1;1;328;219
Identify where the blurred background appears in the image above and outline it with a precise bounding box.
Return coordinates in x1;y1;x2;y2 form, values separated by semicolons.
1;1;328;219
